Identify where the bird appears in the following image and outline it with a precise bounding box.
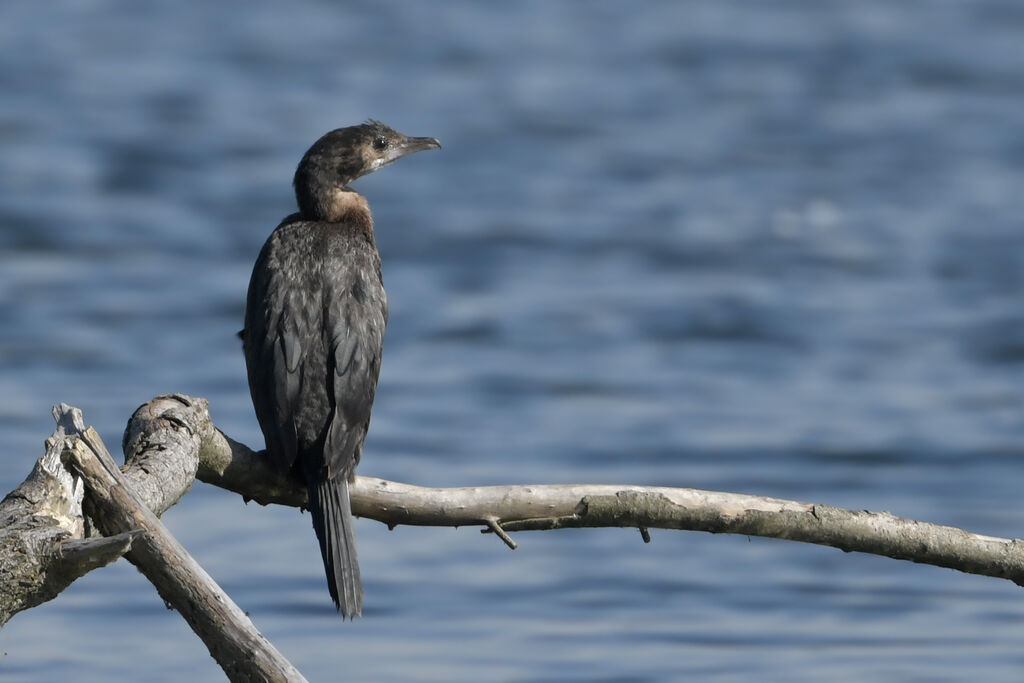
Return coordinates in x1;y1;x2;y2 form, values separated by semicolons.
242;121;440;618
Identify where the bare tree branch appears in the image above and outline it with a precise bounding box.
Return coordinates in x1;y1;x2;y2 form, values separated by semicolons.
62;405;306;683
167;393;1024;588
5;393;1024;679
0;408;131;626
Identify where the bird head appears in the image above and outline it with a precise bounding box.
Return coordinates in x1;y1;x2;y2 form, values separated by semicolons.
293;120;441;221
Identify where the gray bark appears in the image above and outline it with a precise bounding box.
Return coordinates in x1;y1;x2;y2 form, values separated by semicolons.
1;407;137;626
69;403;306;683
2;401;305;682
186;394;1024;587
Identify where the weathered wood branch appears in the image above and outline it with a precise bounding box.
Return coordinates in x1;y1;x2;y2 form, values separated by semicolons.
159;393;1024;588
5;393;1024;679
0;407;135;626
2;401;305;681
63;404;306;683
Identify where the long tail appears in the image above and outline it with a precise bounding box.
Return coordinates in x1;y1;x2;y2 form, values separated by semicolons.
308;476;362;619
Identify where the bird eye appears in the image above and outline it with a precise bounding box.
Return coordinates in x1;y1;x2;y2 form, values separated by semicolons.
372;136;388;151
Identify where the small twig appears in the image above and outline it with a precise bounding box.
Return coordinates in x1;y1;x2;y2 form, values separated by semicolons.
638;526;651;544
484;518;518;550
57;530;144;573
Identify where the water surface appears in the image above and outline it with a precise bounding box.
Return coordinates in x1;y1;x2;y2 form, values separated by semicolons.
2;2;1024;680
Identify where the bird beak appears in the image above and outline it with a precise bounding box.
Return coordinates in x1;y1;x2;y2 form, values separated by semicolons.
384;136;442;164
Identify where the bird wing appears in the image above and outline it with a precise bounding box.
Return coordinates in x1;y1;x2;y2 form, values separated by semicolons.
322;269;387;480
243;228;303;473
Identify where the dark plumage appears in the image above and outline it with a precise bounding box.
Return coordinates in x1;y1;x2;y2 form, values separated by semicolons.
242;121;440;618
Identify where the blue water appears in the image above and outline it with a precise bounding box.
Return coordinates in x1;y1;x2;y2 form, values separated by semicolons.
2;1;1024;680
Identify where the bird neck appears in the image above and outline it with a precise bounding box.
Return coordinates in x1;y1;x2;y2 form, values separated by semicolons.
300;186;372;225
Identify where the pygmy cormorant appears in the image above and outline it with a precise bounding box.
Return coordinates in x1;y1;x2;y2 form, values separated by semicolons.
242;121;440;618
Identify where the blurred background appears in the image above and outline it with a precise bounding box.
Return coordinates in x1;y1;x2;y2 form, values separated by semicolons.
2;1;1024;680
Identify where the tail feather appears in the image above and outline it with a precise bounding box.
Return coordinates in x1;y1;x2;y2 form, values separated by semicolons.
308;477;362;619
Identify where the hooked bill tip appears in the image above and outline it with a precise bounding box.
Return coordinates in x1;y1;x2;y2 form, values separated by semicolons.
409;136;441;151
384;136;441;164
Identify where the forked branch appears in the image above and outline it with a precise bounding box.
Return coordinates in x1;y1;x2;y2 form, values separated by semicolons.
5;393;1024;683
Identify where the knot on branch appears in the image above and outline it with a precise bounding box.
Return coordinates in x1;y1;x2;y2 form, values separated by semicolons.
122;394;211;458
118;394;211;515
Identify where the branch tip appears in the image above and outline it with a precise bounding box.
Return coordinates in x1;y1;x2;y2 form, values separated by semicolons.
485;518;518;550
